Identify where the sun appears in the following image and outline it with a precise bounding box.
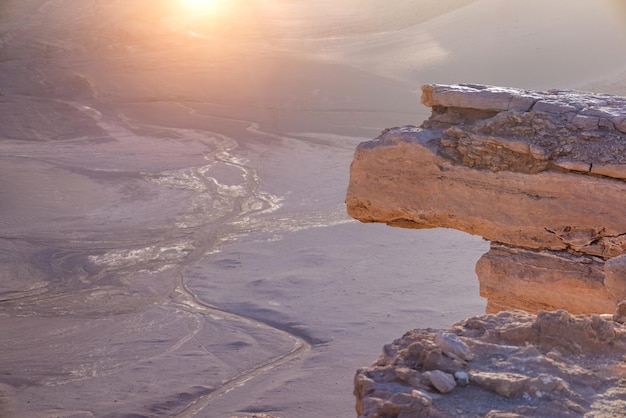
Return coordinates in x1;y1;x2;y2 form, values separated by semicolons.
179;0;227;16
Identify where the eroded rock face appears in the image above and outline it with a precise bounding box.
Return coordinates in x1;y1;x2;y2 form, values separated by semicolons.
475;244;610;314
346;84;626;313
355;309;626;417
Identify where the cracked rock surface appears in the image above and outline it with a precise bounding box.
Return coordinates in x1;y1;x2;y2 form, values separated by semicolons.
346;84;626;313
355;309;626;418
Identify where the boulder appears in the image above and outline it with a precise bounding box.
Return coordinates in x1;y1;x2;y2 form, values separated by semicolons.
423;370;457;393
346;84;626;313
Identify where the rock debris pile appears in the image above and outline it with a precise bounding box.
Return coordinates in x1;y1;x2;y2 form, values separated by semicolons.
346;84;626;314
355;309;626;417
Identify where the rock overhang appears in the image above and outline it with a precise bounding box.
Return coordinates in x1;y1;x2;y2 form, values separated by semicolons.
346;83;626;314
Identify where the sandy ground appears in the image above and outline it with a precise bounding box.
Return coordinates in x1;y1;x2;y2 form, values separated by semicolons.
1;1;626;417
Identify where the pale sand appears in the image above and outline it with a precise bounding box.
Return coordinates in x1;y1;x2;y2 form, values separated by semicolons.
1;1;626;417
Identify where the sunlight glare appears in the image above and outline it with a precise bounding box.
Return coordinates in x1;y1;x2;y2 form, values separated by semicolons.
179;0;228;17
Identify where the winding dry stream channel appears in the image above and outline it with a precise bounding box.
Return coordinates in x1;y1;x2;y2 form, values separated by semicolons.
0;1;491;416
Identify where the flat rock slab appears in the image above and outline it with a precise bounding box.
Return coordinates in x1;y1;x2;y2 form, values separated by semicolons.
355;309;626;417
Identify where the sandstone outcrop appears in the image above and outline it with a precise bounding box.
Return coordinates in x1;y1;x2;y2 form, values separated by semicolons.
355;309;626;417
346;84;626;314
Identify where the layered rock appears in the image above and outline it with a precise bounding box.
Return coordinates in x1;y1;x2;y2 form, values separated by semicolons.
355;309;626;417
346;84;626;313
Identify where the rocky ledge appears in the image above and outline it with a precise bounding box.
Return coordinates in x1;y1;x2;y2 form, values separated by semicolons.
355;306;626;417
346;84;626;314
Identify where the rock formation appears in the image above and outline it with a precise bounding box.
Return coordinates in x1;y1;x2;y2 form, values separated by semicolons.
354;309;626;417
346;84;626;314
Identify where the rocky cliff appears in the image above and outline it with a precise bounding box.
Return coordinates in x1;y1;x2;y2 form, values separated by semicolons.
346;84;626;314
355;307;626;417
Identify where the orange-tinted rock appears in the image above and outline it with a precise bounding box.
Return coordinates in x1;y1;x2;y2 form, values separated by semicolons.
475;244;614;314
346;84;626;313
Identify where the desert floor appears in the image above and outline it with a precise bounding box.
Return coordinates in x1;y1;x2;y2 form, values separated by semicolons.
1;1;626;417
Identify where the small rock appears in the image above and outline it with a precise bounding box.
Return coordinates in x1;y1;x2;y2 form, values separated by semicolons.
423;370;457;393
454;371;469;387
411;389;433;407
422;346;465;372
394;367;422;387
435;332;473;361
469;371;528;398
613;300;626;324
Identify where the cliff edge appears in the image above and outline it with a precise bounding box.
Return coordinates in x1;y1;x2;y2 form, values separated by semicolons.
346;84;626;314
